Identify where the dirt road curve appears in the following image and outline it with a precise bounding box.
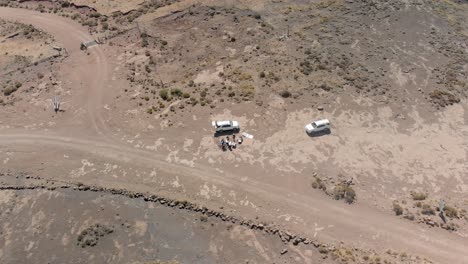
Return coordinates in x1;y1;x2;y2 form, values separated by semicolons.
0;7;109;134
1;7;467;264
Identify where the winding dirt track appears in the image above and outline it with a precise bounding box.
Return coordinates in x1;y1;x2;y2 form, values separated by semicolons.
1;7;467;264
0;7;109;134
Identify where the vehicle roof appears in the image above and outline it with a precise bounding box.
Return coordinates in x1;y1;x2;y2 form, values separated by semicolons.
216;120;231;126
313;119;330;126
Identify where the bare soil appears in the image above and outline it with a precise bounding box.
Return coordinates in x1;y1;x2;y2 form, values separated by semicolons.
0;1;467;263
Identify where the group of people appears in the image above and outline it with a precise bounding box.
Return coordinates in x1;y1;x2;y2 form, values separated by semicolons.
219;134;243;151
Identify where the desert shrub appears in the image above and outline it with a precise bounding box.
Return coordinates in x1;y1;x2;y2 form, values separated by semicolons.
200;215;208;222
429;90;460;107
182;92;190;98
279;90;291;98
170;88;182;97
443;205;458;218
411;192;427;201
403;213;415;221
146;108;153;114
318;246;329;254
89;12;100;18
61;1;70;8
259;71;266;78
159;89;169;100
37;73;44;79
141;38;148;47
421;204;435;215
3;86;17;96
161;40;168;46
393;203;403;216
311;177;326;190
77;224;113;248
101;22;109;30
333;185;356;204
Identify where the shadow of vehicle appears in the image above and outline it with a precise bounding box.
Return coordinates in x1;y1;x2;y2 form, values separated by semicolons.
214;130;240;138
306;129;331;137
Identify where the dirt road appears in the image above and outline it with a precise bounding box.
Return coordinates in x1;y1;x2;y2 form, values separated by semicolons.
0;7;110;134
0;7;467;264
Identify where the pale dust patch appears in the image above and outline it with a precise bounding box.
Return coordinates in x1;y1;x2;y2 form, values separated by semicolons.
267;94;286;109
194;65;224;84
62;233;70;246
0;190;14;205
24;241;35;251
183;138;194;151
166;149;195;167
225;47;236;57
208;240;219;257
171;176;182;189
239;196;258;210
198;183;222;200
313;223;325;238
134;221;148;236
26;210;46;233
70;159;96;178
113;239;124;260
145;138;165;151
389;62;416;87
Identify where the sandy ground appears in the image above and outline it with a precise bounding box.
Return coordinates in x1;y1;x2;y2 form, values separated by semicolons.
0;187;318;264
0;4;467;264
70;0;145;15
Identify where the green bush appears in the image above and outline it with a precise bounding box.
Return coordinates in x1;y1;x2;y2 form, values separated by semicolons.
333;184;356;204
182;92;190;98
311;177;326;190
411;192;427;201
279;90;291;98
444;205;458;218
170;88;183;97
159;89;169;100
3;86;17;96
421;204;435;215
393;203;403;216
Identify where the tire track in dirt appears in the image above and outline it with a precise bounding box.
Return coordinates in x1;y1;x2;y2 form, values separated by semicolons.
0;132;467;264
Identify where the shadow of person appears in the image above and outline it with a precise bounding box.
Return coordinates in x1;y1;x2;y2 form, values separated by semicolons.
439;211;446;224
